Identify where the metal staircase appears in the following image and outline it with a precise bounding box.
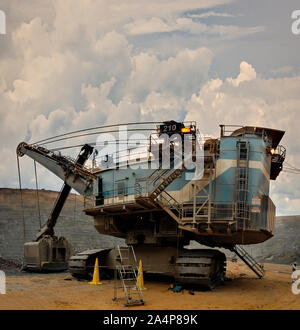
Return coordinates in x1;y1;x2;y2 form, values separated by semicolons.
230;245;265;279
134;165;185;219
113;246;145;307
134;149;216;232
155;190;182;221
155;165;215;226
148;168;185;199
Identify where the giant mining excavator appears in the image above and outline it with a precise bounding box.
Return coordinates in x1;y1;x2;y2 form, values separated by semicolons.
17;121;286;288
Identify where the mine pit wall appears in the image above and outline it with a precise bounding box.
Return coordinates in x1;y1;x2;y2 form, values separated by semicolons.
0;188;124;262
0;189;299;265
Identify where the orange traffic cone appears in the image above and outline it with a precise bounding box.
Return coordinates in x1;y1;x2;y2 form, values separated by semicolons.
89;258;102;285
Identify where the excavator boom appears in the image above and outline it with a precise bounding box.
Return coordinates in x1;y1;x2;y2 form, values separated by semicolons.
17;142;95;196
18;143;94;271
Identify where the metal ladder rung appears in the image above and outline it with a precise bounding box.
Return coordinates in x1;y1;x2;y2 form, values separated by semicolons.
232;245;264;278
114;245;144;307
127;289;141;292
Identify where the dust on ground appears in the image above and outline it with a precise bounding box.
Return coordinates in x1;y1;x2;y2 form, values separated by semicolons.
0;262;299;310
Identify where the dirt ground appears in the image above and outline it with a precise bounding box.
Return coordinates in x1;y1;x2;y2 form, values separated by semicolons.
0;262;299;310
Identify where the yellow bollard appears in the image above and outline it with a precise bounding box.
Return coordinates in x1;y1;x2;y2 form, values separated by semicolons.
136;259;146;290
89;258;102;285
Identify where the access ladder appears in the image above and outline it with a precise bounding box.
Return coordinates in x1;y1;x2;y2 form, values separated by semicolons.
113;246;145;307
231;245;265;279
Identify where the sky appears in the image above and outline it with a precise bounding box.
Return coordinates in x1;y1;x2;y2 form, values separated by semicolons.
0;0;299;215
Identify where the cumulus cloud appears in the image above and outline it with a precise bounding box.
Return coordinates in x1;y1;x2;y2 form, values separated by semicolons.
124;18;176;35
226;61;257;86
184;62;300;214
124;48;213;101
188;11;235;18
124;16;264;39
0;0;298;215
271;66;294;77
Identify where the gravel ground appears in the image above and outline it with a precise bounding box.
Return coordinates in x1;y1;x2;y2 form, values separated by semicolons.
0;262;299;310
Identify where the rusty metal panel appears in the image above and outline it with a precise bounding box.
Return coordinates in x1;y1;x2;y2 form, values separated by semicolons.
176;266;210;275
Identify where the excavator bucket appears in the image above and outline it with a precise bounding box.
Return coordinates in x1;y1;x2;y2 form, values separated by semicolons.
23;236;71;271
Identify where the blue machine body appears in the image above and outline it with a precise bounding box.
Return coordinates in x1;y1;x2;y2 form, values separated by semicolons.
87;124;285;247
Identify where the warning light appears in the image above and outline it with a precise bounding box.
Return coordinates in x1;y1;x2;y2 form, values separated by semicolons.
267;147;276;155
181;127;191;133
